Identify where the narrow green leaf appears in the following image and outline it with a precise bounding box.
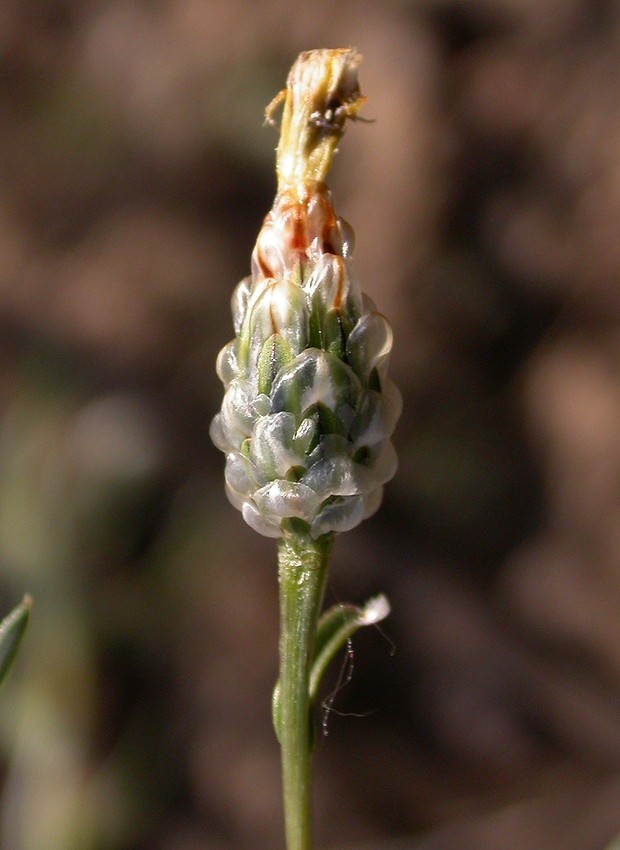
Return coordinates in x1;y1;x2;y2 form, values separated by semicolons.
309;594;390;704
272;593;390;743
0;595;32;687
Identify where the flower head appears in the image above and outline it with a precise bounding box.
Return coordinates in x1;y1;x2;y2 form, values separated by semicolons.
211;49;401;539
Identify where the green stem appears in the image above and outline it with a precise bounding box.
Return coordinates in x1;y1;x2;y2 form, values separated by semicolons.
277;529;333;850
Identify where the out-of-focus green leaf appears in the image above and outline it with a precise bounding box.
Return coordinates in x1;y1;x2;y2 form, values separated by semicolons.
0;595;32;687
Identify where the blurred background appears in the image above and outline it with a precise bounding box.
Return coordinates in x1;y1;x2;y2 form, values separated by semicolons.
1;0;620;848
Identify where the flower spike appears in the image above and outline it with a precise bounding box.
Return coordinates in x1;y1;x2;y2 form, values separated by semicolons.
210;48;401;541
211;50;399;850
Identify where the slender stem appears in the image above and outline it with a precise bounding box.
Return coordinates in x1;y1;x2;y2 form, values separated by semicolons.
277;529;333;850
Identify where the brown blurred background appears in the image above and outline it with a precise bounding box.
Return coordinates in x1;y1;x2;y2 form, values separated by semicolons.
1;1;620;848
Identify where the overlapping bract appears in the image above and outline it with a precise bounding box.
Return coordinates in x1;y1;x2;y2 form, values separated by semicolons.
210;187;401;538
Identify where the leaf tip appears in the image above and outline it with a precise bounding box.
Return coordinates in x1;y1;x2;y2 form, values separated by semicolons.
360;593;390;625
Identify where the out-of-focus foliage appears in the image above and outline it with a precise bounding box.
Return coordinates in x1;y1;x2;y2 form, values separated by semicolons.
0;597;31;687
1;1;620;849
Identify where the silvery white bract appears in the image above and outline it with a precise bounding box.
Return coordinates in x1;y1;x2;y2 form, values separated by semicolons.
210;184;402;540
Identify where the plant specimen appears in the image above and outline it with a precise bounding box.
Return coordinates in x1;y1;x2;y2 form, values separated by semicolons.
211;48;400;850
